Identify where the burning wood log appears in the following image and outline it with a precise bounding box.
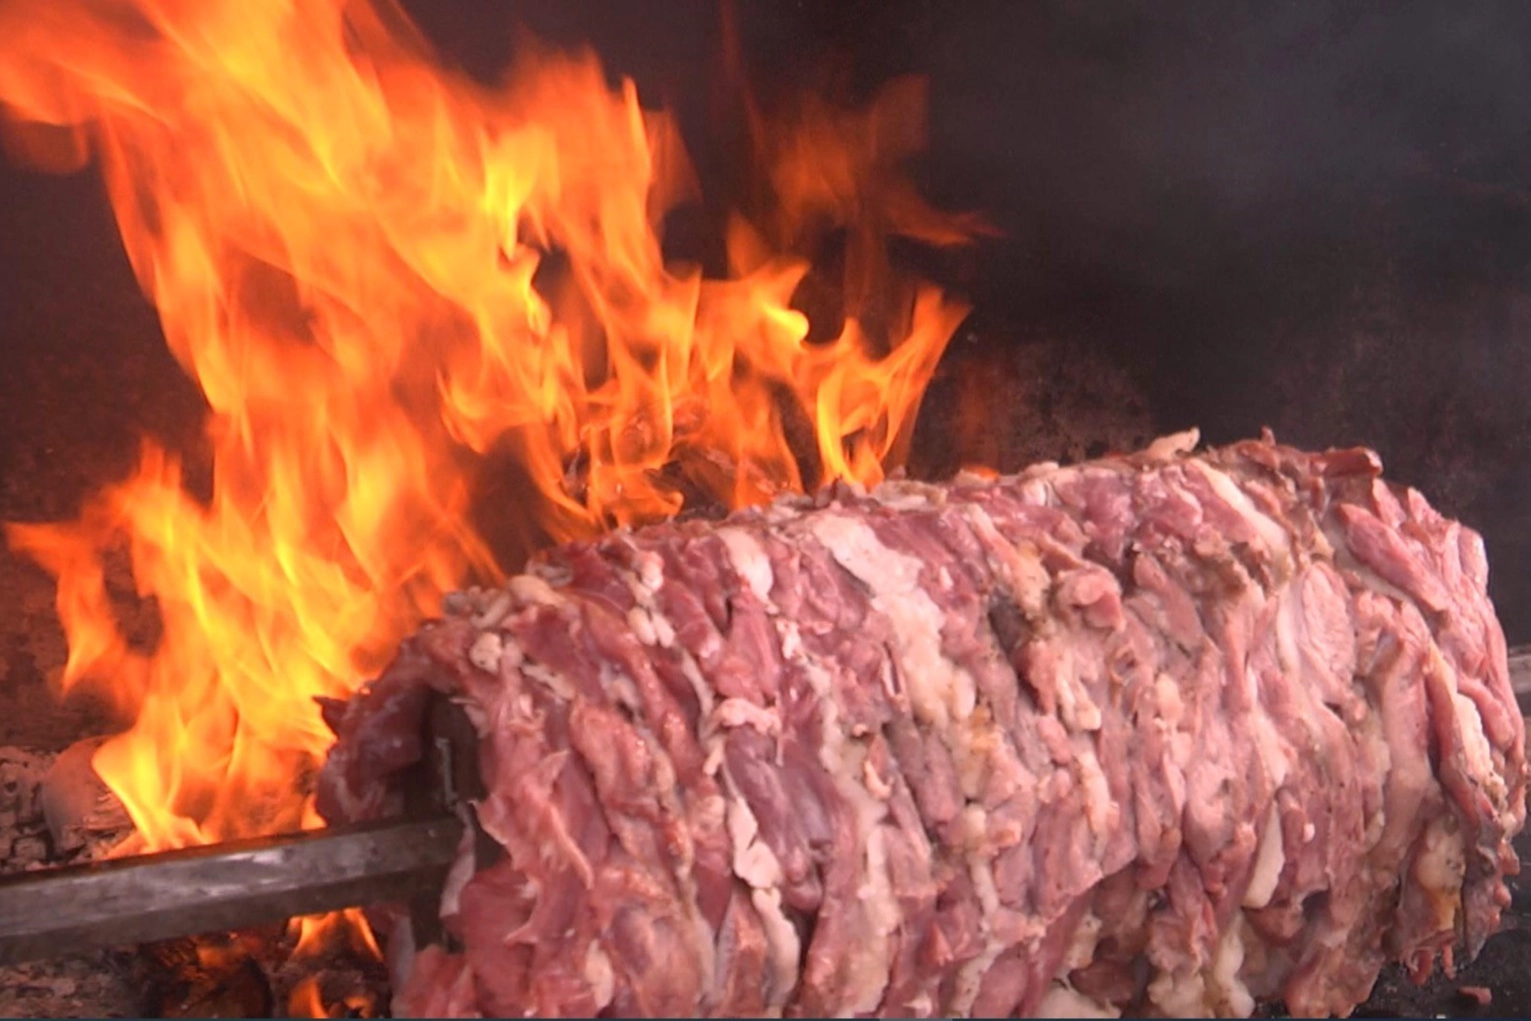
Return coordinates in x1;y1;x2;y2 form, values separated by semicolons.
320;430;1526;1019
37;736;133;859
134;936;275;1019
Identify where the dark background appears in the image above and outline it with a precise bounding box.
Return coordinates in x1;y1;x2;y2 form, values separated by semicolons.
5;0;1531;636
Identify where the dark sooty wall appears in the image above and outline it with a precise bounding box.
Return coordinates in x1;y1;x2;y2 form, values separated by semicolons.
4;1;1531;638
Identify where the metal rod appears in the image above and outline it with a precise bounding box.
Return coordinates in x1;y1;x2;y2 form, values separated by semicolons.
0;815;462;966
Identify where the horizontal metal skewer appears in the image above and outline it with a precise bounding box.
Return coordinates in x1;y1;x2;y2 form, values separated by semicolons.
0;815;463;966
0;694;484;966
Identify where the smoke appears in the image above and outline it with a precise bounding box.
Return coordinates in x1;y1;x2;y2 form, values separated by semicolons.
385;1;1531;638
911;1;1531;636
921;3;1531;263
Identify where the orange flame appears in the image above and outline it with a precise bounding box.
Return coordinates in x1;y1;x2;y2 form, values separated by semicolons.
285;909;382;1018
289;971;376;1020
288;976;329;1020
291;908;381;960
0;0;976;865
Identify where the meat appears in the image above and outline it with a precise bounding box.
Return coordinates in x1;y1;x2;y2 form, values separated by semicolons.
317;429;1528;1018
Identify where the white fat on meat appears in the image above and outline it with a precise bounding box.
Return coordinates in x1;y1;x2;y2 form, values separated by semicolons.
1272;587;1302;680
649;609;676;647
1324;540;1417;609
751;886;802;1012
1049;642;1104;732
509;572;564;606
678;651;718;717
520;660;578;702
437;820;479;920
836;825;902;1016
1144;427;1200;462
1147;968;1209;1019
718;772;806;1010
1187;460;1293;560
948;712;1007;801
793;642;852;771
761;500;809;527
1207;923;1256;1018
1429;643;1515;823
1458;692;1510;815
777;619;803;660
469;589;513;629
592;705;715;991
1243;804;1287;909
1434;650;1505;804
468;630;502;673
584;941;616;1012
716;527;776;604
959;505;1051;619
1034;981;1121;1019
788;620;906;1011
713;697;781;738
1070;733;1116;841
612;548;679;649
949;803;988;852
1063;910;1105;971
1154;672;1187;726
723;786;785;890
1246;706;1291;791
863;755;894;800
1413;814;1467;933
627;607;657;650
802;512;977;730
597;663;643;714
799;509;1018;1014
633;549;664;591
949;854;1008;1017
1352;707;1392;848
870;485;946;512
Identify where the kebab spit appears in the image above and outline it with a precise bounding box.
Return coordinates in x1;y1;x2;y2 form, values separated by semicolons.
2;432;1528;1020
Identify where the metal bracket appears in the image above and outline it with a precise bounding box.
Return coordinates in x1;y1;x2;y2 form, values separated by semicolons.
402;695;496;954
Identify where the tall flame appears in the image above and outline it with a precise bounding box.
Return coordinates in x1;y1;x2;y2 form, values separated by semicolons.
0;0;975;854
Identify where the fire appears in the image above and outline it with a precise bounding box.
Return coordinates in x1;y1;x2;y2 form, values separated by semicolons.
0;0;974;892
288;977;329;1020
286;910;384;1017
291;908;381;960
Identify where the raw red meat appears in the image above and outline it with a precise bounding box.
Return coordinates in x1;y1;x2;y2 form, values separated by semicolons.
318;429;1527;1018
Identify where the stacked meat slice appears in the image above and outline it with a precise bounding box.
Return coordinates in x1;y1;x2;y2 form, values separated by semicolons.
318;429;1527;1018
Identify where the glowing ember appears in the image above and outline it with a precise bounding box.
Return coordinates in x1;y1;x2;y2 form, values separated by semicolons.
0;0;975;950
